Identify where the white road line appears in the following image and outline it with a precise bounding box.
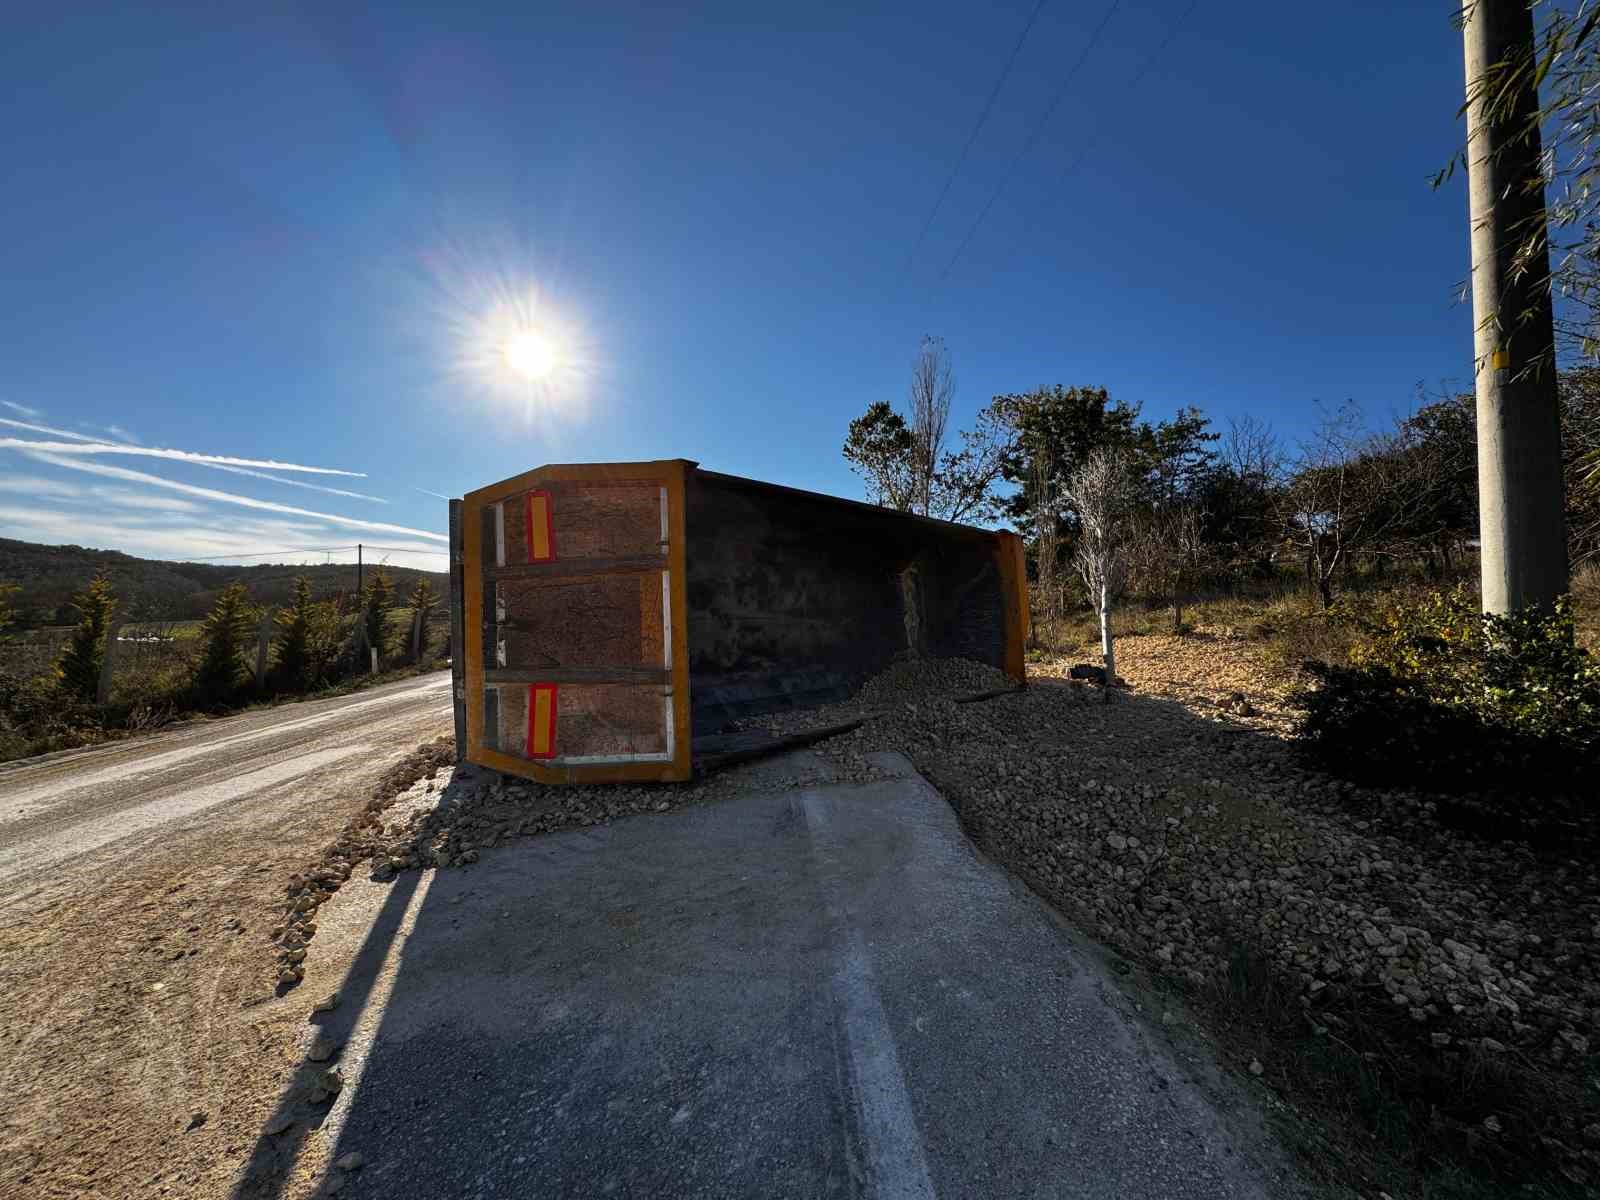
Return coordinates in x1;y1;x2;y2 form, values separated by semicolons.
834;928;939;1200
0;745;371;882
0;675;449;821
802;790;937;1200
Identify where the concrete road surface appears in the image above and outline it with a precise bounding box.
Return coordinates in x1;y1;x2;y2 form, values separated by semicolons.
299;749;1313;1200
0;671;452;908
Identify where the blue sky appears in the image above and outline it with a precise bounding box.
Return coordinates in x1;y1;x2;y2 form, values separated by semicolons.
1;1;1476;570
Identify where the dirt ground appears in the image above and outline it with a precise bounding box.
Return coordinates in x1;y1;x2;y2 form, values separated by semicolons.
0;735;452;1200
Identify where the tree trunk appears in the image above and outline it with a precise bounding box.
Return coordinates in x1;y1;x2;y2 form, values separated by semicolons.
1099;581;1115;704
1318;572;1333;609
1171;598;1183;635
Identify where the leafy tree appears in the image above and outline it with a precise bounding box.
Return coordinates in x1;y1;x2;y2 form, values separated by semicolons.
194;582;254;702
843;401;917;511
989;386;1142;534
1440;5;1600;360
1134;405;1218;506
363;569;395;661
56;572;118;702
842;385;1010;525
408;576;439;660
305;599;345;687
273;576;316;690
1561;368;1600;563
1394;391;1478;573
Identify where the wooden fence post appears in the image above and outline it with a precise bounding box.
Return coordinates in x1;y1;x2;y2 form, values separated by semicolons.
96;616;122;707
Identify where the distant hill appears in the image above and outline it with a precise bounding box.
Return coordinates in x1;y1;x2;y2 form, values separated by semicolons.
0;538;448;626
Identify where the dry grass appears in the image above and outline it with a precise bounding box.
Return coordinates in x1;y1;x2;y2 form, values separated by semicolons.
1032;567;1600;677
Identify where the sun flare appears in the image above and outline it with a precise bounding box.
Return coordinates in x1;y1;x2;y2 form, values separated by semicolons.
431;259;592;431
502;329;560;381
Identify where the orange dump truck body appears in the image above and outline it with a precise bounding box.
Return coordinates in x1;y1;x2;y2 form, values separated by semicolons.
449;460;1027;784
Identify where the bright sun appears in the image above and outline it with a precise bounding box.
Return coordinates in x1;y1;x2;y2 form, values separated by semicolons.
502;329;560;380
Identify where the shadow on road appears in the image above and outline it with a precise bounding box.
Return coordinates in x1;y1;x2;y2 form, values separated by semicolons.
229;703;1318;1200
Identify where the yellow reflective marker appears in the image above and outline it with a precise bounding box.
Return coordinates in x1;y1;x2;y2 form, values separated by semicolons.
525;490;554;562
527;684;557;758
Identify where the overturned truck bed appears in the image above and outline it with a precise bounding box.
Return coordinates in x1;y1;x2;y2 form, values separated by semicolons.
449;459;1027;784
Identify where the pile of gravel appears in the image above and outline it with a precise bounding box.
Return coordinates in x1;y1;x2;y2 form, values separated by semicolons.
797;679;1598;1071
850;656;1015;709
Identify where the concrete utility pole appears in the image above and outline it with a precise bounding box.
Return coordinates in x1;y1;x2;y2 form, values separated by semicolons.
1462;0;1568;613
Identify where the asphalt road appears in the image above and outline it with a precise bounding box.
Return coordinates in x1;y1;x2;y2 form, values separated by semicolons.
293;749;1314;1200
0;671;453;909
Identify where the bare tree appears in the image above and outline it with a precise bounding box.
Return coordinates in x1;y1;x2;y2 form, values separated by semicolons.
1279;403;1417;608
1222;414;1284;485
1030;444;1064;641
908;336;953;516
1128;504;1206;634
1065;448;1138;701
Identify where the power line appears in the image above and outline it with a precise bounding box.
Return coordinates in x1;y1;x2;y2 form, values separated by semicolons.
181;541;446;563
358;544;450;557
939;0;1121;282
184;546;358;561
1014;1;1199;253
900;0;1050;281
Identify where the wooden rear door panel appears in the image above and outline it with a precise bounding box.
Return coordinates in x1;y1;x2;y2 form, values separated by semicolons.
462;463;692;783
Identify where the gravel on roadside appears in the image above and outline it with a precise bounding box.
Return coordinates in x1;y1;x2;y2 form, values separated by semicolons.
301;651;1597;1083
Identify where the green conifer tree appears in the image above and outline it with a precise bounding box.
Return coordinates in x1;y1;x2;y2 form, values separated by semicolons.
194;582;254;703
273;576;315;690
56;572;117;702
363;569;395;663
407;576;438;660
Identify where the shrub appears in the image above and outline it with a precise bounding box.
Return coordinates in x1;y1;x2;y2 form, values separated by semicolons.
1296;587;1600;826
0;668;102;760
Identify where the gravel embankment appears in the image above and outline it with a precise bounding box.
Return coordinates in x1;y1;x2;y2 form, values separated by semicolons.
300;648;1598;1072
776;656;1598;1066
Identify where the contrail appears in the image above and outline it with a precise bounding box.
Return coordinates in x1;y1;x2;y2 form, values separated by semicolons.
0;436;367;477
206;463;388;503
0;416;110;442
410;485;452;501
25;452;447;542
1;400;43;419
0;418;386;501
